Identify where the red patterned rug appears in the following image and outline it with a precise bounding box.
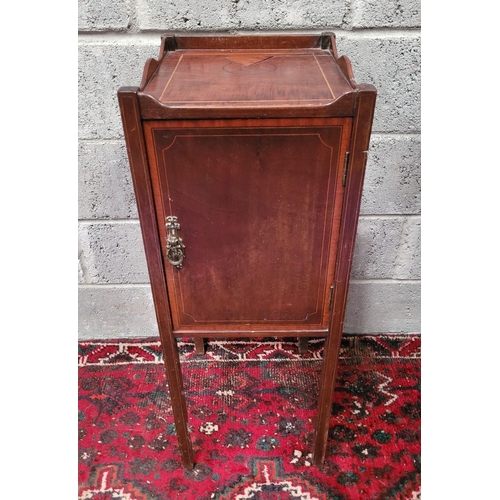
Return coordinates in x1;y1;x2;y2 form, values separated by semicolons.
78;334;420;499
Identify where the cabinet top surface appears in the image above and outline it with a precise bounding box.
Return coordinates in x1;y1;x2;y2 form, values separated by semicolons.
129;34;375;119
140;35;356;114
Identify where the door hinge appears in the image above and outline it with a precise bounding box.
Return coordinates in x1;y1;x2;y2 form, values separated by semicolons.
342;152;350;187
328;284;334;311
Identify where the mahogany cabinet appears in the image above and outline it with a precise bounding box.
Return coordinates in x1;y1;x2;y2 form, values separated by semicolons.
118;33;376;469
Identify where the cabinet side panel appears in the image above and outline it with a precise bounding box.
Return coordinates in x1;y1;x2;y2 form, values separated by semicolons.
313;86;377;465
117;89;194;469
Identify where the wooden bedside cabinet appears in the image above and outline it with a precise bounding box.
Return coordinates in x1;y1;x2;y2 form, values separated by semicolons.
118;32;376;469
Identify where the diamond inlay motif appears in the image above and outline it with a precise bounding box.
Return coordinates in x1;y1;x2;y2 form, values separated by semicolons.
224;55;274;66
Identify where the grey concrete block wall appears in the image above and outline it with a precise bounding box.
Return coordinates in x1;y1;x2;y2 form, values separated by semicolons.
78;0;421;339
78;41;159;139
78;0;129;31
78;141;138;219
335;34;421;133
136;0;348;31
352;0;421;28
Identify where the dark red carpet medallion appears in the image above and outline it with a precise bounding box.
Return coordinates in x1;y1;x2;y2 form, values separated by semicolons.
78;335;420;499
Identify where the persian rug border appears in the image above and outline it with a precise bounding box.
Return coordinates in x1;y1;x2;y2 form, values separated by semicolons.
78;333;420;367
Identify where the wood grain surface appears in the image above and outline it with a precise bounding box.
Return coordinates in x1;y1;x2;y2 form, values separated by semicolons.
118;33;376;469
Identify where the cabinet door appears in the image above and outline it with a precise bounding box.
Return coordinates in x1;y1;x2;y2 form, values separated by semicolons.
144;118;352;335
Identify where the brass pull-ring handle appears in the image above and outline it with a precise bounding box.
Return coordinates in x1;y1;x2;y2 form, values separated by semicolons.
166;216;185;269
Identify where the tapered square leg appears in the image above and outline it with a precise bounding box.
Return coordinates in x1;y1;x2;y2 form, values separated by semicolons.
312;327;343;466
195;337;206;355
298;337;309;354
118;88;195;471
